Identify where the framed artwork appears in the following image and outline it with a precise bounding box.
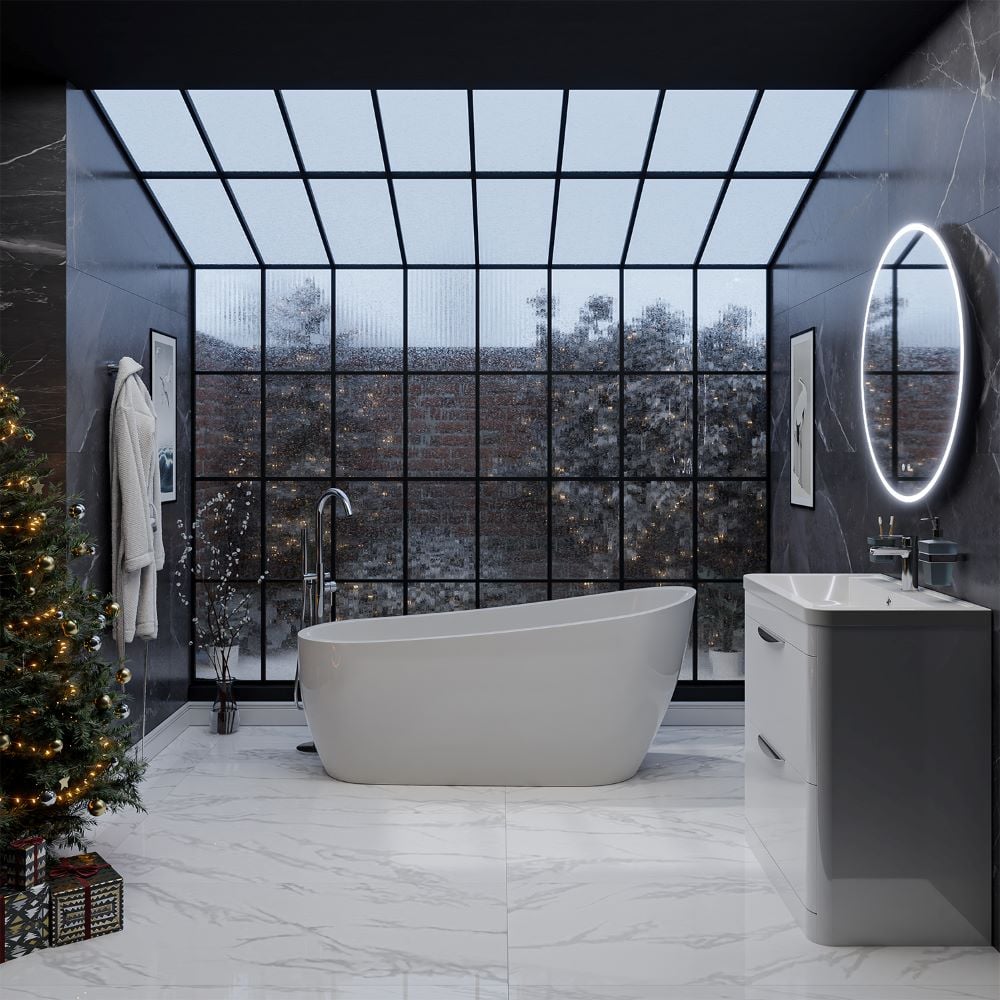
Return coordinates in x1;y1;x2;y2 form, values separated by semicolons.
790;327;815;509
151;330;177;502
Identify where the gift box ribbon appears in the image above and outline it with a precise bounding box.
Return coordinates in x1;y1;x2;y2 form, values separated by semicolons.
49;856;111;941
8;836;45;871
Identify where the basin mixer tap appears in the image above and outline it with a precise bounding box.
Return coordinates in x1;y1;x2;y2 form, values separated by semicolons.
869;535;916;591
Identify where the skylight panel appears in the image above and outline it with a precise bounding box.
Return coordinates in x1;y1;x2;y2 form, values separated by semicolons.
560;91;659;171
188;90;298;172
311;180;400;265
392;179;474;264
737;90;853;171
648;90;756;171
229;180;327;265
699;179;808;264
473;90;563;170
477;180;554;265
377;91;471;171
626;179;723;265
95;90;213;171
146;179;256;264
281;90;385;171
552;179;638;265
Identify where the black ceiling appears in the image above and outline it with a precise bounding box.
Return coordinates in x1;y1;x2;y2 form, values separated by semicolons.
1;0;961;89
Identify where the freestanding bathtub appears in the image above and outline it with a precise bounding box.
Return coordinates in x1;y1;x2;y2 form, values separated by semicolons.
297;586;695;786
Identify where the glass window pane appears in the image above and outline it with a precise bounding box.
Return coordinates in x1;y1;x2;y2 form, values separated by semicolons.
897;268;960;370
473;90;562;170
229;180;327;266
335;481;403;579
551;482;619;579
624;375;693;477
335;270;403;371
311;179;400;265
552;270;618;370
552;375;619;477
737;90;853;172
264;583;301;680
377;90;471;170
194;584;261;680
335;375;404;477
648;91;756;171
624;270;692;371
96;90;213;171
698;270;766;371
480;270;548;371
188;90;298;171
265;480;328;581
561;90;659;170
552;180;637;265
337;582;405;621
408;375;476;476
147;180;256;264
281;90;384;170
700;179;808;265
265;374;331;476
408;269;475;370
625;482;693;579
552;581;619;598
480;583;548;607
698;375;767;477
265;270;331;370
480;481;548;579
408;583;476;614
697;582;746;679
476;180;554;265
480;374;547;476
195;270;261;371
626;180;722;265
195;481;261;580
697;481;766;579
393;180;475;264
195;375;260;477
408;482;476;579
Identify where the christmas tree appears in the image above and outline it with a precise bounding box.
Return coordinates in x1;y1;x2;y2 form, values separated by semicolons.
0;369;145;849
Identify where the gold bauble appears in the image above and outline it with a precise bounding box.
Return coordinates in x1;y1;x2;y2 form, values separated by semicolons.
87;799;107;817
61;619;79;637
0;734;9;751
95;694;112;710
86;590;101;602
36;510;46;522
51;738;64;752
103;600;121;619
115;667;132;685
23;428;35;442
38;555;55;572
26;586;36;596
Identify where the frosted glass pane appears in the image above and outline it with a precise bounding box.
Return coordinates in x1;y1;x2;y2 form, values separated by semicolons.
377;90;470;170
393;180;474;264
229;180;327;265
561;91;659;170
96;90;213;171
476;180;554;265
196;270;261;370
624;270;693;370
408;269;475;371
265;270;331;370
697;270;766;371
281;90;384;170
473;90;562;170
480;270;548;371
188;90;297;171
147;179;256;264
626;179;722;264
552;179;637;265
738;90;853;171
311;179;400;265
648;90;756;171
700;179;808;265
335;270;403;371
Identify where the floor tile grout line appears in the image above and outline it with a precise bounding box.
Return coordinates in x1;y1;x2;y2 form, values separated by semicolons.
505;784;511;998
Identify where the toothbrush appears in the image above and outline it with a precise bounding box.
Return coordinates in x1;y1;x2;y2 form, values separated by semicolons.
889;515;895;537
878;516;883;538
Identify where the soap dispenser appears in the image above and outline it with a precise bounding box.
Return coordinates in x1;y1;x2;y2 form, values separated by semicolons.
918;516;958;586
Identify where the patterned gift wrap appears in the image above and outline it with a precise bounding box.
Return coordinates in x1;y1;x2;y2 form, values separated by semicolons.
48;853;123;947
0;836;47;889
0;882;49;962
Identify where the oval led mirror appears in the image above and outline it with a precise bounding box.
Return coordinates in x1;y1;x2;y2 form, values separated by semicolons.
860;223;967;503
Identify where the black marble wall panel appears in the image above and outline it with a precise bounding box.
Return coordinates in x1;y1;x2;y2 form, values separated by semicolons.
0;85;68;479
771;0;1000;945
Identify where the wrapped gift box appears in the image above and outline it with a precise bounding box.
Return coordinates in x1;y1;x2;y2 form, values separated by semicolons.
48;853;123;947
1;882;49;962
1;836;47;889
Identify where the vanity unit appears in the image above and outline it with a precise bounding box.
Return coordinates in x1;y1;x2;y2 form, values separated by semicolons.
743;572;990;946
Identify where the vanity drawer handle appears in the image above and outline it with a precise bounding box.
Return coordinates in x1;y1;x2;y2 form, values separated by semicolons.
757;626;784;646
757;734;784;762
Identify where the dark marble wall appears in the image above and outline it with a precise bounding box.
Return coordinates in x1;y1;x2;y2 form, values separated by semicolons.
770;0;1000;944
65;89;193;737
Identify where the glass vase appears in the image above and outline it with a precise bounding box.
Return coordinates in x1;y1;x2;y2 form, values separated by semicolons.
210;677;240;735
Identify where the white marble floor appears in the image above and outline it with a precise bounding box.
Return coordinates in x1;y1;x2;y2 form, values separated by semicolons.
2;725;998;1000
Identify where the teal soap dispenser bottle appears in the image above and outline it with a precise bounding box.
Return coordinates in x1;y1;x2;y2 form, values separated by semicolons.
918;516;958;587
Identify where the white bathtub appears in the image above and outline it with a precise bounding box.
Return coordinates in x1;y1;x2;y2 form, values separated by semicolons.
297;586;695;786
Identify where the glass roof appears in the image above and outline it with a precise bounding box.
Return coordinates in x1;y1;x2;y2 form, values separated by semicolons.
98;89;856;267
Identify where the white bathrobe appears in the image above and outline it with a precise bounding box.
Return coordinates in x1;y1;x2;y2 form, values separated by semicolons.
110;356;164;655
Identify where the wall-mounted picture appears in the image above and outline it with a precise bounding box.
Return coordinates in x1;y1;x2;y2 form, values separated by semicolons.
151;330;177;502
790;327;815;509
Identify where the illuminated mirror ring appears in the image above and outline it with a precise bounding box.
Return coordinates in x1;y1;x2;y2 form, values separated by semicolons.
860;223;967;504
